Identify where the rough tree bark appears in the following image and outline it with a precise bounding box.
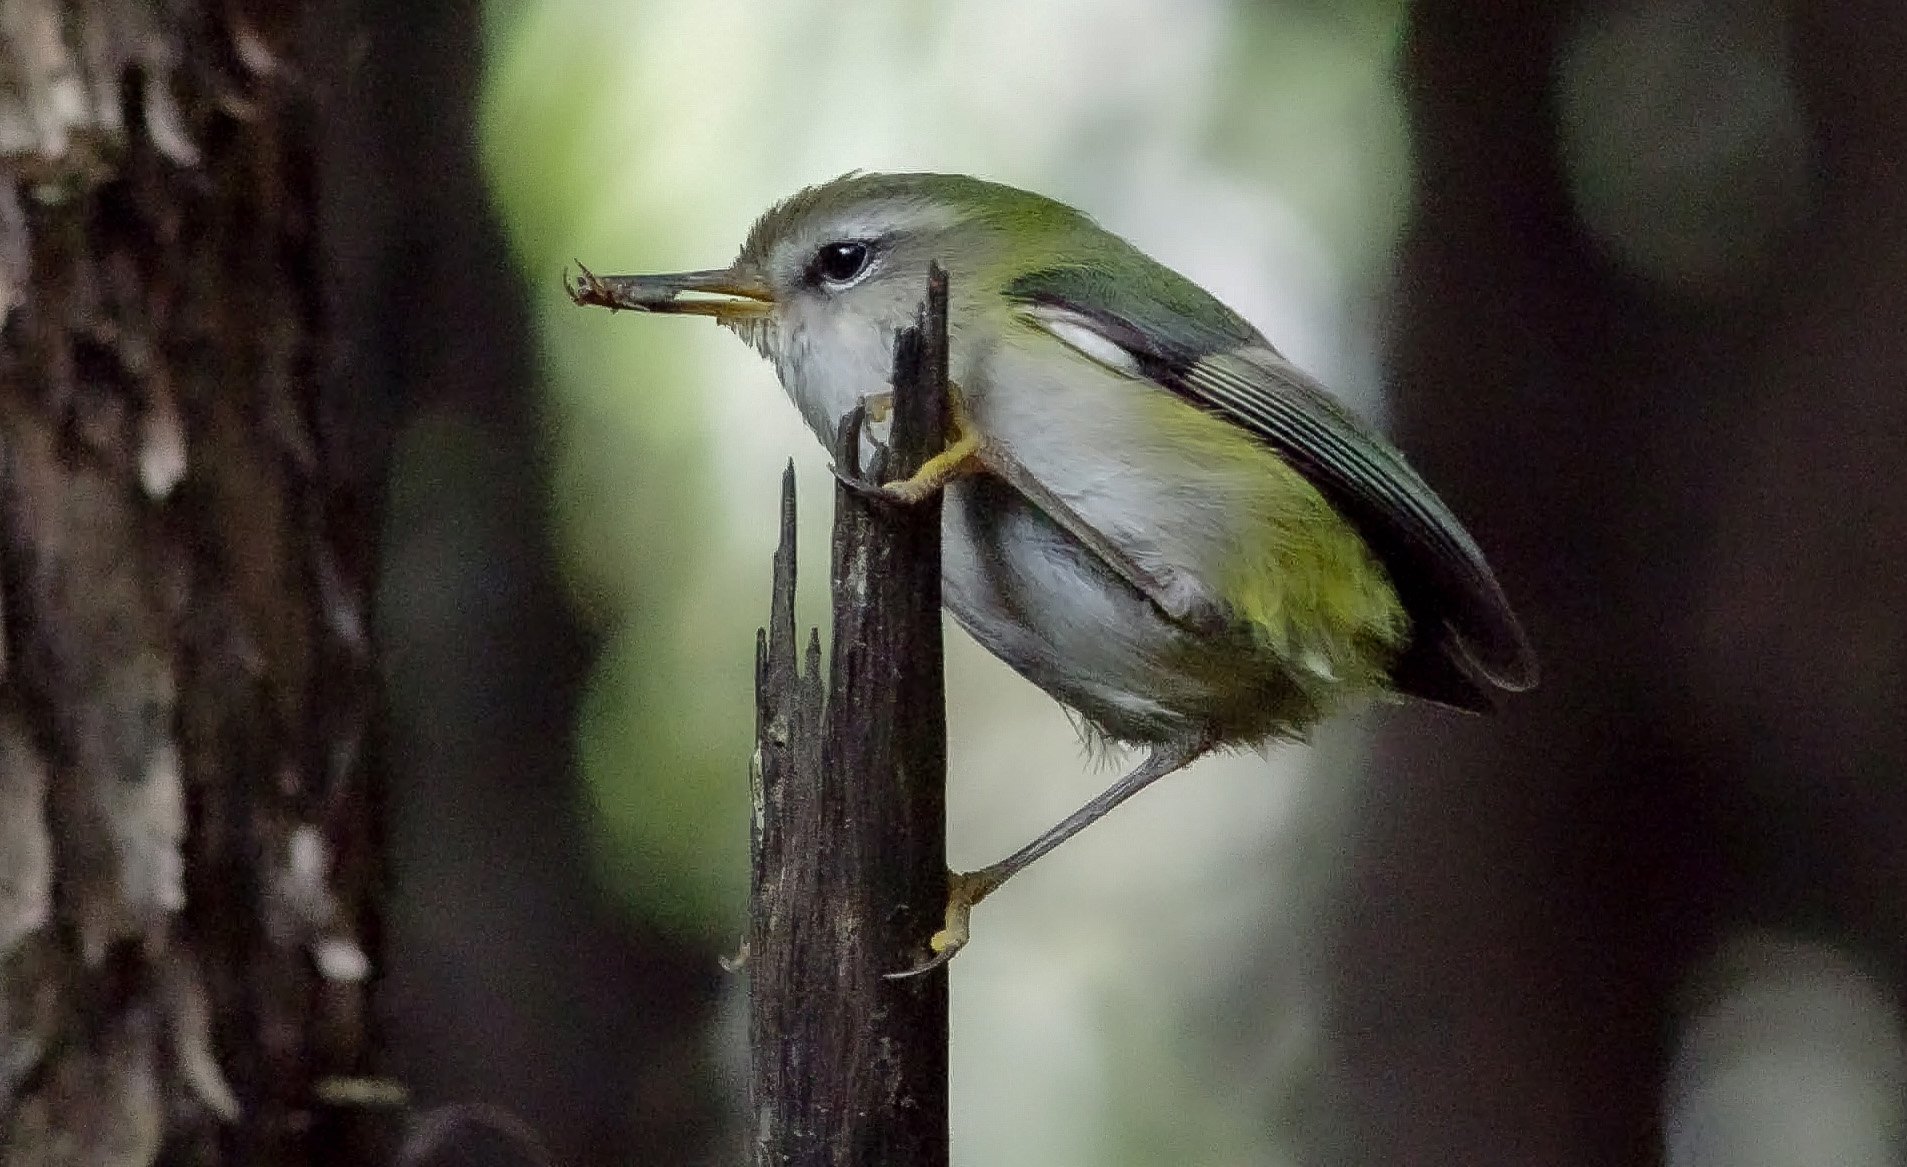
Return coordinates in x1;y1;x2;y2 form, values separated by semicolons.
1;3;729;1165
0;1;382;1163
749;272;951;1166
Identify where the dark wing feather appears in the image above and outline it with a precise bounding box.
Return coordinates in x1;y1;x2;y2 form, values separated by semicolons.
1006;264;1538;699
1175;349;1537;694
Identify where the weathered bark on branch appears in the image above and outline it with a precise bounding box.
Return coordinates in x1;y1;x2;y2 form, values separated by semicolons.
750;267;951;1166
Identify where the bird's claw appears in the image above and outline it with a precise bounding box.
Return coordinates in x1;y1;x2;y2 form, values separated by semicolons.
832;388;981;509
885;869;990;979
886;919;968;980
829;461;902;505
831;463;940;507
871;387;983;506
830;398;907;505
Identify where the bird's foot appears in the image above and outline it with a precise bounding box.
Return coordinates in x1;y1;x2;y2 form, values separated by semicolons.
879;386;982;503
829;460;892;501
832;387;982;506
887;867;1001;979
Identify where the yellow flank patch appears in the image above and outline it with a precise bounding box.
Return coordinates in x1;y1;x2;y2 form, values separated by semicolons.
1138;390;1408;687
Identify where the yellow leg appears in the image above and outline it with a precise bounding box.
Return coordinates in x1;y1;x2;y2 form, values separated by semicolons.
888;868;1003;979
876;387;981;504
931;868;1001;952
886;738;1208;979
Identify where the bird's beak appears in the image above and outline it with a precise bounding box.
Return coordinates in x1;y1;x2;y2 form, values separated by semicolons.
568;263;775;320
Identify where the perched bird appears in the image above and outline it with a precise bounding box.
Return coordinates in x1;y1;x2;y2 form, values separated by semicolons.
569;172;1536;967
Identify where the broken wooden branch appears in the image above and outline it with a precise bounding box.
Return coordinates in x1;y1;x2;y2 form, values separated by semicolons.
749;266;952;1166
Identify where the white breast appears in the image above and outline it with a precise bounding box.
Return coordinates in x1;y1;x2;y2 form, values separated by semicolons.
970;326;1246;625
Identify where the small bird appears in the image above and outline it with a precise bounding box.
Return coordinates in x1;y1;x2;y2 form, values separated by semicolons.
570;172;1536;968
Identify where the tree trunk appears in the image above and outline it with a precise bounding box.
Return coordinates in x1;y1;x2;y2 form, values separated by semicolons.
1;3;729;1163
0;1;382;1162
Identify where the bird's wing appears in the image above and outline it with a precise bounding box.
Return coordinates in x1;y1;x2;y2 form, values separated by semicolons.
1000;263;1537;696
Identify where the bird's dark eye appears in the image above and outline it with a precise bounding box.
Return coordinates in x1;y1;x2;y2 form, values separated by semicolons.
812;240;872;285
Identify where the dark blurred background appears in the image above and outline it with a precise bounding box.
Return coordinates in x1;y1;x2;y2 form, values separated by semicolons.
364;0;1907;1164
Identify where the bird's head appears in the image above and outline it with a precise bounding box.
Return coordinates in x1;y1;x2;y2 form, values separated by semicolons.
574;174;1103;401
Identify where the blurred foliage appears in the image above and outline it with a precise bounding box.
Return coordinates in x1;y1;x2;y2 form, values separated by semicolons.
479;3;758;936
